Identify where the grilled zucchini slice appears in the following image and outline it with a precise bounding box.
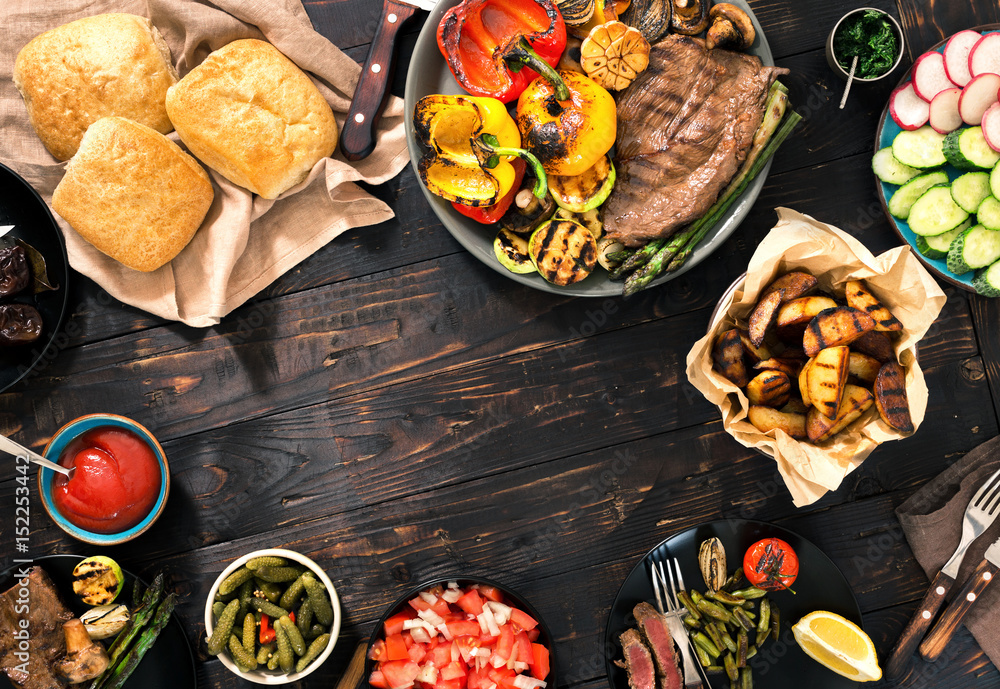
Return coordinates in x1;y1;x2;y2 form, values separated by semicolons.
494;228;536;274
548;154;616;213
528;219;598;285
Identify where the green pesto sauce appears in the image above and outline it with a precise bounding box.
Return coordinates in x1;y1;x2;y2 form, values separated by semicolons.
834;10;900;79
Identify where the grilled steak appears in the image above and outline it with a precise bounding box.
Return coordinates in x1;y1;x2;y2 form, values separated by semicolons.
605;35;788;246
0;567;73;689
618;628;658;689
633;602;682;689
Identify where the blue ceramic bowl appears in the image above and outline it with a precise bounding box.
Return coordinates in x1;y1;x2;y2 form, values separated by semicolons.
38;414;170;545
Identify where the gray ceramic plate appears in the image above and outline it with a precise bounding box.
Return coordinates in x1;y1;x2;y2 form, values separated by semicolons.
403;1;775;296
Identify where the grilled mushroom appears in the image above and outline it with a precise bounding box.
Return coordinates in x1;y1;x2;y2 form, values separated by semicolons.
706;3;756;51
671;0;709;35
55;619;110;684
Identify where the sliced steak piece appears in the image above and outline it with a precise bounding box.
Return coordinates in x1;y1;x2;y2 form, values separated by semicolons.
0;567;73;689
618;627;658;689
605;35;788;247
633;602;682;689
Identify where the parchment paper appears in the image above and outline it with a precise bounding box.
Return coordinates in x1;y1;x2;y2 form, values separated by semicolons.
685;208;947;506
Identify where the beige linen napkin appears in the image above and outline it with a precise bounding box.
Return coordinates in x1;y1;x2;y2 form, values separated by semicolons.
686;208;947;506
0;0;410;327
896;435;1000;670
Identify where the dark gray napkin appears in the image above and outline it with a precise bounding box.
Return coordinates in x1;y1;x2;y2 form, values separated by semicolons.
896;434;1000;668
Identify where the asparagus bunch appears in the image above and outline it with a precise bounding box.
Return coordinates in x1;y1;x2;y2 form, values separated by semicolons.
611;82;800;297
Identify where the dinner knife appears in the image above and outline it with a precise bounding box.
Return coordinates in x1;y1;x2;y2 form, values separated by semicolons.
919;535;1000;662
341;0;438;161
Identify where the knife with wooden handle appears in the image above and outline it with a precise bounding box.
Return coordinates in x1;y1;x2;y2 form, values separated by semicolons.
919;535;1000;662
341;0;438;161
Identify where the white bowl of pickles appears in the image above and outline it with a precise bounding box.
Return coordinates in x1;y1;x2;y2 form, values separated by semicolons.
204;548;341;684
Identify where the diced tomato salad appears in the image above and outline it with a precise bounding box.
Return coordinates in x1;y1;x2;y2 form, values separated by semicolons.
369;583;550;689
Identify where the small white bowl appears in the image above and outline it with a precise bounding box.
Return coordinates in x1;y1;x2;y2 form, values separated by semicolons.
205;548;341;684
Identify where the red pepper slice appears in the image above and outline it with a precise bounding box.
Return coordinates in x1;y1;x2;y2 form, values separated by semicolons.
451;158;527;224
260;613;276;644
437;0;567;103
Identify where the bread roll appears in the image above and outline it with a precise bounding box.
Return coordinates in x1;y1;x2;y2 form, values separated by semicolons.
165;39;339;200
14;13;178;161
52;117;214;272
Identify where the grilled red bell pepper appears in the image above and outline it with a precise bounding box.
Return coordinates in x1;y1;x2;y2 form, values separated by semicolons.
437;0;567;104
451;158;526;224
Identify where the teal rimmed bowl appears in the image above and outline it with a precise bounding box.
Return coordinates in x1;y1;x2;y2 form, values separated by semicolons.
38;413;170;545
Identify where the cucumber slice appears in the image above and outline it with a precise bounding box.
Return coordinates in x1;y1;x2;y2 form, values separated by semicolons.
916;219;972;259
888;171;949;219
947;224;1000;274
907;185;970;236
943;126;1000;170
991;163;1000;200
979;196;1000;231
973;260;1000;297
891;126;948;169
872;147;921;185
950;171;992;213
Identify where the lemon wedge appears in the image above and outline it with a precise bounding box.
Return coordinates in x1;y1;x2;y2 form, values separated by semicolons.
792;611;882;682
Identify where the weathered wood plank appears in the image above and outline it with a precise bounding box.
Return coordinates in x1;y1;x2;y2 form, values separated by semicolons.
747;0;899;59
969;294;1000;431
895;0;1000;57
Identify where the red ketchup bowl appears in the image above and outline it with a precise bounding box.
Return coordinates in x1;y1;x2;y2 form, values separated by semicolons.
38;413;170;545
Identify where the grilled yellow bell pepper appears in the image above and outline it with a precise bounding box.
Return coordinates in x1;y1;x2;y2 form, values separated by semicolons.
515;69;616;177
413;94;547;207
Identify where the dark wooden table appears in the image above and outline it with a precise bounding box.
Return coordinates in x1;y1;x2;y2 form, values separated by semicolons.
3;0;1000;687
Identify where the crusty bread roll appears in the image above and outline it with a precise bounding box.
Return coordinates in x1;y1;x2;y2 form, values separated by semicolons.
165;39;339;200
14;13;178;161
52;117;214;272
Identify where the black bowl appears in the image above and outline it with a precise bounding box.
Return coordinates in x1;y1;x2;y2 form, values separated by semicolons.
365;577;556;689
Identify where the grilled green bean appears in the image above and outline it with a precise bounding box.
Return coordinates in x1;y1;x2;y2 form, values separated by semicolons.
302;573;334;626
723;652;738;682
678;591;702;620
695;643;712;667
769;605;780;642
757;599;770;634
736;631;748;668
731;587;767;600
715;623;737;653
295;633;331;673
696;599;734;624
207;600;240;656
692;632;720;659
683;614;700;629
733;607;755;632
229;634;258;671
740;666;753;689
219;567;254;596
703;621;725;652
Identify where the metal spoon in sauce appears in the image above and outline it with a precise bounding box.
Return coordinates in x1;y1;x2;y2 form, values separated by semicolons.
0;433;72;476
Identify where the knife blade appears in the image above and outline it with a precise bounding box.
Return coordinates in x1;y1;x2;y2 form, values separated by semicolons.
919;535;1000;662
341;0;438;161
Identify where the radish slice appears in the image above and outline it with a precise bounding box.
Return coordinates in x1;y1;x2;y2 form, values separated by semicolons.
929;87;964;133
889;81;930;130
970;33;1000;78
982;102;1000;151
944;30;982;86
959;72;1000;124
914;51;957;101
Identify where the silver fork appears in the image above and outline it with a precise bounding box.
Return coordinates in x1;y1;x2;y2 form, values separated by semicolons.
651;557;707;689
885;466;1000;680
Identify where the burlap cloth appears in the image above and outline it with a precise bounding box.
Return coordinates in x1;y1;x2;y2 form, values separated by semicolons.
896;434;1000;669
0;0;410;326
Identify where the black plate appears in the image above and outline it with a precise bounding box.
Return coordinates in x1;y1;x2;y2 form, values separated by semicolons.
604;519;863;689
366;577;556;689
0;555;196;689
0;162;69;391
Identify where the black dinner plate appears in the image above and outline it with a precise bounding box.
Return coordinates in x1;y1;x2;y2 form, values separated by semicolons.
604;519;863;689
0;162;69;391
0;555;196;689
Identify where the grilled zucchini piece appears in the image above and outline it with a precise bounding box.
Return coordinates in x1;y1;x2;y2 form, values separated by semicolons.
548;154;616;213
494;228;536;274
528;218;598;285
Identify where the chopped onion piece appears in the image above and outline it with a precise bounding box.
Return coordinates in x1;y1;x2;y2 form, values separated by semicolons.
513;676;547;689
416;665;438;684
441;588;462;603
479;607;501;637
487;601;512;626
437;623;454;641
506;642;519;669
513;661;530;673
448;581;460;589
491;653;507;669
418;608;445;627
409;627;432;644
451;642;460;663
419;591;439;605
477;614;489;634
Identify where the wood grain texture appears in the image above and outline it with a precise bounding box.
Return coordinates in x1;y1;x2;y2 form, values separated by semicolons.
895;0;1000;56
921;558;1000;661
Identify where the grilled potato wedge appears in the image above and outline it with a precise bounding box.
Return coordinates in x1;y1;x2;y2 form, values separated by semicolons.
748;289;782;347
754;357;803;379
851;330;895;362
761;271;818;301
802;306;876;357
746;370;792;408
874;360;914;433
748;405;807;439
806;384;875;442
848;352;882;385
739;330;772;365
807;345;850;418
845;280;903;332
713;328;748;387
776;296;838;328
798;358;813;407
781;398;810;414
